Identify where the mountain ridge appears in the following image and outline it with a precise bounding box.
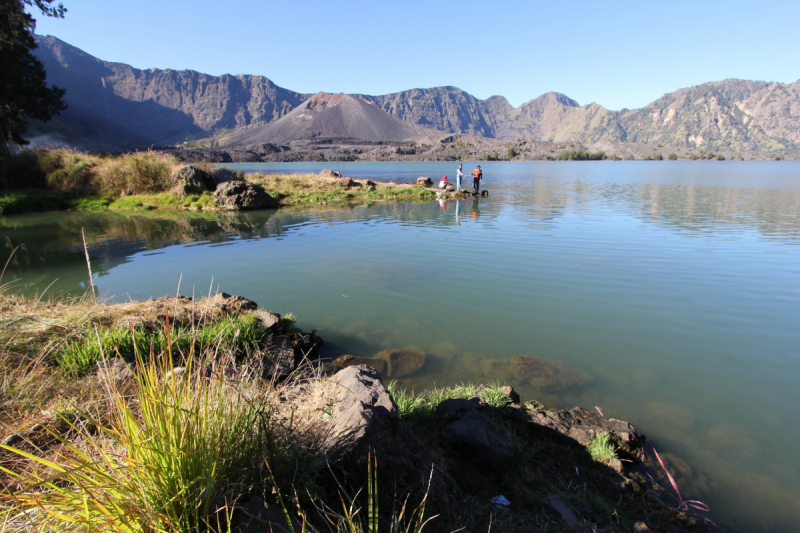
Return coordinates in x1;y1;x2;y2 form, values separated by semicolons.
29;35;800;156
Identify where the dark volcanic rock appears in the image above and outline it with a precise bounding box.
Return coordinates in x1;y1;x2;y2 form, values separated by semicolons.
321;365;398;461
172;165;208;196
291;332;324;360
261;336;296;380
511;403;645;464
337;176;355;188
213;181;278;210
436;397;516;470
509;355;593;390
208;167;240;189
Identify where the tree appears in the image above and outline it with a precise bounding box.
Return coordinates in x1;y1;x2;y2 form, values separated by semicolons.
0;0;67;155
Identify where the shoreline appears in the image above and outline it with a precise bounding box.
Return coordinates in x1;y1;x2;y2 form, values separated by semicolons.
0;289;715;532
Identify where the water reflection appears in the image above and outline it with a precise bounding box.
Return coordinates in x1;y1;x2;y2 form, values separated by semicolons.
2;162;800;531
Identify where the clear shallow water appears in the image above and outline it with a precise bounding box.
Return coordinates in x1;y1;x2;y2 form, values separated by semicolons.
3;161;800;531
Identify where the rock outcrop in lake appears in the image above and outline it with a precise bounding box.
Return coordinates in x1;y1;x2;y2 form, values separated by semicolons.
213;182;278;210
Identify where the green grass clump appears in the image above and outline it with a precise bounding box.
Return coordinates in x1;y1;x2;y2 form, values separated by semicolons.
586;431;617;464
66;196;112;210
1;350;276;532
0;190;65;214
387;381;512;422
56;314;269;377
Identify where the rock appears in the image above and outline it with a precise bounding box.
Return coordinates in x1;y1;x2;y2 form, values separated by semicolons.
337;177;355;187
213;181;278;211
229;496;302;533
319;169;335;177
292;332;324;360
479;358;515;382
95;357;133;382
332;355;387;374
1;433;23;447
363;179;376;190
509;355;593;390
633;521;652;533
481;190;489;197
539;495;586;532
445;185;455;192
262;336;297;380
254;309;281;331
415;176;433;187
436;397;516;470
511;404;645;464
381;348;426;378
208;167;240;189
321;365;398;461
214;293;259;313
172;165;208;196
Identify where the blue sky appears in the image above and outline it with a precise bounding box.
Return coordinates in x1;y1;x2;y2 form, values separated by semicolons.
32;0;800;111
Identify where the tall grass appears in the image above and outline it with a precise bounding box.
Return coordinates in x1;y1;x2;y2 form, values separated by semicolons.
1;332;277;532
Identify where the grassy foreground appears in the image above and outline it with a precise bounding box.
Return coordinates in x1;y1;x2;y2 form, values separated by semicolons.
0;277;705;532
0;149;435;215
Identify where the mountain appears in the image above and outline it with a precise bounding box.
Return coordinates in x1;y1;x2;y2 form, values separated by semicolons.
29;35;800;156
33;35;309;149
360;87;512;138
224;92;436;145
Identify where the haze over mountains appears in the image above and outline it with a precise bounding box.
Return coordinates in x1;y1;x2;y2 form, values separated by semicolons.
31;35;800;157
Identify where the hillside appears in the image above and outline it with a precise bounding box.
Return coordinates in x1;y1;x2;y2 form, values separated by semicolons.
28;35;800;157
223;92;436;145
32;35;309;149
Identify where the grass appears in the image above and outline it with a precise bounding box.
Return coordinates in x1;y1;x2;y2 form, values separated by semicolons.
0;190;65;215
586;431;618;464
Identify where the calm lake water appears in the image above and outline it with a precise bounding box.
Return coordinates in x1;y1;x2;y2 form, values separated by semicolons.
3;161;800;531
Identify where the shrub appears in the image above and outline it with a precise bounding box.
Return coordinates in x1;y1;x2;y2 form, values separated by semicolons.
651;153;663;161
668;153;678;160
557;150;607;161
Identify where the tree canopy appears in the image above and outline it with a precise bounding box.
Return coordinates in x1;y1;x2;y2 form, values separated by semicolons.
0;0;67;153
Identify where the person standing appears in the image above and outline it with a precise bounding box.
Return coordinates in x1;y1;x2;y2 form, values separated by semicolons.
472;165;483;193
456;163;466;192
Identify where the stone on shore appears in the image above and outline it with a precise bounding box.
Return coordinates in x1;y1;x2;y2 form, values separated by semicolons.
415;176;433;187
509;355;593;390
208;167;240;188
338;177;355;188
213;181;278;210
172;165;208;196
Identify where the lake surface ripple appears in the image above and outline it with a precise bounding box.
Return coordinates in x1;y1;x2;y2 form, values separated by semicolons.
3;161;800;531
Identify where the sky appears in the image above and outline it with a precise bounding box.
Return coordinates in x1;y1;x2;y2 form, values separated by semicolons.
32;0;800;111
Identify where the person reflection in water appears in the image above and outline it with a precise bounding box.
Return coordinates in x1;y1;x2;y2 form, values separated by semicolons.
455;199;461;225
438;198;446;211
471;198;480;219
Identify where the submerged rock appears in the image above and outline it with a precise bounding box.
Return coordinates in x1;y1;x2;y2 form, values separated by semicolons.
213;181;278;210
332;354;387;374
479;358;515;382
509;355;593;390
381;348;426;378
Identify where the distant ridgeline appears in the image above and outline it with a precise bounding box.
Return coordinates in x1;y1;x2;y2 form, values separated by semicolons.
30;35;800;156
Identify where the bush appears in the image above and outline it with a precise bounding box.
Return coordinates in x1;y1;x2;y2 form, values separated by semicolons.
0;189;65;214
651;153;663;161
506;146;518;159
668;153;678;160
557;150;607;161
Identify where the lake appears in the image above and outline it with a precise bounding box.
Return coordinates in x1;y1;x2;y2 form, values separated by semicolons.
3;161;800;531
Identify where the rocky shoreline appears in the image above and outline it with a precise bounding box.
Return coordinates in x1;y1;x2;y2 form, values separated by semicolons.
0;292;715;532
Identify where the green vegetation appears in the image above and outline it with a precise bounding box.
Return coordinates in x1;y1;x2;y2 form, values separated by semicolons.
0;0;67;153
645;153;663;161
586;431;618;464
506;146;518;159
668;152;678;160
557;150;607;161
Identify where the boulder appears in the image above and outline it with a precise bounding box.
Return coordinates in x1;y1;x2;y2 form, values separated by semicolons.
436;397;517;470
254;309;280;332
321;365;398;461
510;403;645;463
213;293;258;313
509;355;593;390
319;169;341;178
292;331;324;360
208;167;240;189
539;495;587;533
338;176;355;188
172;165;208;196
213;181;278;211
363;179;376;190
381;348;426;378
415;176;433;187
332;355;387;374
261;336;297;380
481;190;489;197
479;358;515;381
